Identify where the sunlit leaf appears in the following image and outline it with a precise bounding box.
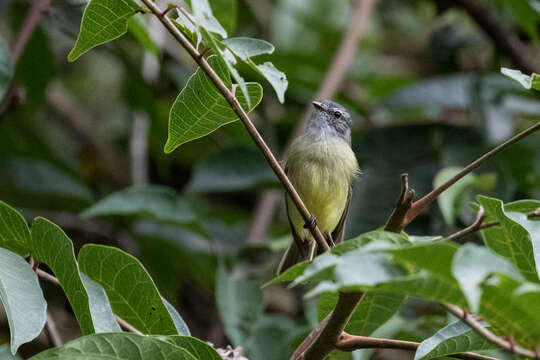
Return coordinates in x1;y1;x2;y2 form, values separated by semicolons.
256;62;288;103
501;67;540;91
0;248;47;354
68;0;143;61
223;37;275;60
191;0;227;38
164;56;262;153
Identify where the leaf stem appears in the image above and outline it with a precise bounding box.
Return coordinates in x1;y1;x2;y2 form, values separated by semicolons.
139;0;331;251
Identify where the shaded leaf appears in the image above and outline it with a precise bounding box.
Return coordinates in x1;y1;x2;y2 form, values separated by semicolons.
29;333;219;359
414;320;495;360
452;243;524;312
128;16;159;59
0;344;22;359
478;195;539;281
78;244;179;335
0;248;47;355
501;67;540;91
164;56;262;153
79;273;121;333
434;167;495;225
216;265;263;346
68;0;143;61
256;62;288;103
81;185;195;225
0;201;31;256
31;218;118;334
223;37;275;60
0;35;13;100
163;297;190;336
187;146;277;192
262;261;309;288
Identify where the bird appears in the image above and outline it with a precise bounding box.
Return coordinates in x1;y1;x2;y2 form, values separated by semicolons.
277;100;360;275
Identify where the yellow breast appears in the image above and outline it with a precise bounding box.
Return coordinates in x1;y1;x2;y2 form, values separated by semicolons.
285;137;359;241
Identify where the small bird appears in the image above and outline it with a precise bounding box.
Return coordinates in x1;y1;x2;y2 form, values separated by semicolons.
277;100;360;275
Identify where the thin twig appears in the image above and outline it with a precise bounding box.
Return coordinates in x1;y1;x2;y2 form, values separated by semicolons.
139;0;331;252
446;206;485;241
405;123;540;228
444;304;539;359
336;333;499;360
35;269;142;335
246;0;378;244
384;174;415;232
45;310;62;347
11;0;50;64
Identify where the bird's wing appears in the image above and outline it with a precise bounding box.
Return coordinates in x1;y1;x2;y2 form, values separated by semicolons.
331;186;352;244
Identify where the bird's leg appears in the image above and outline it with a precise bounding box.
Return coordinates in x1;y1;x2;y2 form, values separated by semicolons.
303;213;317;230
325;232;335;247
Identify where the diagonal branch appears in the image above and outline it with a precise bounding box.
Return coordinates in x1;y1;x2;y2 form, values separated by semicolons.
139;0;331;251
11;0;50;64
246;0;378;244
335;332;499;360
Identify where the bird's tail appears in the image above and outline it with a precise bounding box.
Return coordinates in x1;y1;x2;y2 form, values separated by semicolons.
277;240;316;275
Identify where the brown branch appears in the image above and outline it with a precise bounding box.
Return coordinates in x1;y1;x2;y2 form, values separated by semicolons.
139;0;331;252
446;206;485;241
246;0;378;244
384;174;415;232
404;122;540;229
336;333;499;360
444;304;540;359
292;292;364;360
438;0;540;74
45;310;62;347
11;0;50;64
35;269;142;335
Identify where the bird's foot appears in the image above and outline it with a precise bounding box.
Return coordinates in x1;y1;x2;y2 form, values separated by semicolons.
303;214;317;230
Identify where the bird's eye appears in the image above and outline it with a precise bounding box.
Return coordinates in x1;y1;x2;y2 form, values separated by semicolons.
334;111;342;118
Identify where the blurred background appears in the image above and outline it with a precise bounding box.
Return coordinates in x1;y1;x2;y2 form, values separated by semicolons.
0;0;539;359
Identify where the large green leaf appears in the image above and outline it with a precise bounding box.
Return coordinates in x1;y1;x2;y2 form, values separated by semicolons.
0;344;22;359
0;201;31;256
164;56;262;153
433;167;495;225
0;35;13;100
186;146;277;192
452;243;524;312
30;333;221;359
318;292;405;336
414;320;495;360
478;195;539;281
81;185;195;225
0;248;47;355
216;265;264;347
68;0;143;61
191;0;227;38
222;37;275;60
78;244;179;335
31;218;119;334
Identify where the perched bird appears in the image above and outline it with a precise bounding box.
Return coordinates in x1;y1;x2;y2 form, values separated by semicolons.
278;100;359;274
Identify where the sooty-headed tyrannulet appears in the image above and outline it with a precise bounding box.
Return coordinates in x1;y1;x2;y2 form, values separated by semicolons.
277;100;359;275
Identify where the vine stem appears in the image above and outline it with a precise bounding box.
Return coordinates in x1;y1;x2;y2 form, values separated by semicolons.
35;269;143;336
138;0;330;252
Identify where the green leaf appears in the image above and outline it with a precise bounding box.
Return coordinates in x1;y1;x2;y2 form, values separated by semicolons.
501;67;540;91
172;9;202;46
0;344;22;359
0;35;13;100
187;146;277;192
68;0;143;61
414;320;495;360
81;185;195;225
332;230;410;256
255;62;288;103
222;37;275;60
163;298;190;336
209;0;237;35
128;16;159;59
30;218;119;335
452;243;524;312
79;273;121;333
262;261;309;288
504;199;540;213
0;248;47;355
29;333;217;359
191;0;228;38
216;265;264;346
318;292;405;336
78;244;179;335
0;201;31;256
434;167;495;225
164;55;262;153
477;195;539;281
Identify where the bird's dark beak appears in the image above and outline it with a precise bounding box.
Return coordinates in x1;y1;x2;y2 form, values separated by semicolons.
312;101;324;110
